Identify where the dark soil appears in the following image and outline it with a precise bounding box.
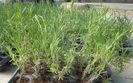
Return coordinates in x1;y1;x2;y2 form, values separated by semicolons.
13;61;111;83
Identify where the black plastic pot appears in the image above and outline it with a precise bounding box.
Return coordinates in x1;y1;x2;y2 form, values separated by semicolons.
0;52;11;71
8;68;20;83
7;66;112;83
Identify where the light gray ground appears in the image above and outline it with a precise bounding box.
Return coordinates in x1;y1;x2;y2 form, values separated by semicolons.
0;65;17;83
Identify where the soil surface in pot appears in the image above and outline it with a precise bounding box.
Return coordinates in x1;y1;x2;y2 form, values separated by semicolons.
14;61;111;83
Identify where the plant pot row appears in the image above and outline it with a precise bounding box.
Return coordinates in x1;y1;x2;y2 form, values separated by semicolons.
8;64;112;83
7;39;130;83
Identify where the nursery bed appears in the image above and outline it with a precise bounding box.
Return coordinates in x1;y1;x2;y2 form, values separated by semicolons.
5;58;133;83
0;2;133;83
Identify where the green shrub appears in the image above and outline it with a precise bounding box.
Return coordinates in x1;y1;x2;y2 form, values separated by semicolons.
0;3;132;81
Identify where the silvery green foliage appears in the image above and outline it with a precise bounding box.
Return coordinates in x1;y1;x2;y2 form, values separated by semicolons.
0;3;132;81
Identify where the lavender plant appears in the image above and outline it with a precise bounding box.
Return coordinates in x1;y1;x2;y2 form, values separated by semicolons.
0;3;132;82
